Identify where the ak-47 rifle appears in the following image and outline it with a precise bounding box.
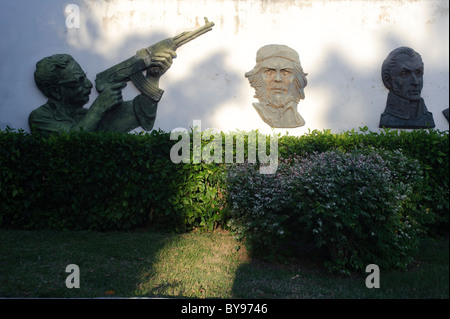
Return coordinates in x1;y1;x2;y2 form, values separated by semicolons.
95;17;215;102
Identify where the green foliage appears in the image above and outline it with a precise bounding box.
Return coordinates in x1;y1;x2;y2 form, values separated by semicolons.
279;127;449;229
292;149;426;274
226;127;448;274
0;128;226;232
225;160;293;259
0;126;448;255
226;148;431;274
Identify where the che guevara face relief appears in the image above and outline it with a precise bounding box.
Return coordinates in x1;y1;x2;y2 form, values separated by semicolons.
245;44;308;128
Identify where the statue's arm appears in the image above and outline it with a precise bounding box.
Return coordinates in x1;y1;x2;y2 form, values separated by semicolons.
97;94;158;132
75;82;127;131
71;106;111;132
132;94;158;131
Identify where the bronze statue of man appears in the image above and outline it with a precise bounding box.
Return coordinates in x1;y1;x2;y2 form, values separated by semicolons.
29;19;215;135
245;44;308;128
379;46;435;129
29;50;176;134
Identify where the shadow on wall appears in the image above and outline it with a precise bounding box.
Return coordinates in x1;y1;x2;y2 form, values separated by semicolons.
156;51;244;131
90;43;243;133
309;34;394;131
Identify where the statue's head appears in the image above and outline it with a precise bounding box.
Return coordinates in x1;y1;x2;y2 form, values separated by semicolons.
245;44;308;108
381;47;424;102
34;54;93;108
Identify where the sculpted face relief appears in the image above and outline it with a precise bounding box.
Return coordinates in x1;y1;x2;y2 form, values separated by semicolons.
245;44;308;128
390;54;424;102
261;57;297;108
57;61;93;109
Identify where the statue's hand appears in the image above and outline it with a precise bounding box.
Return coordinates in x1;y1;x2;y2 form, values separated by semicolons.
92;82;125;113
147;49;177;77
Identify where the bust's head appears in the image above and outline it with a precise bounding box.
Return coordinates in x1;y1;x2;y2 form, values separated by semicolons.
245;44;307;108
35;54;93;108
381;47;424;102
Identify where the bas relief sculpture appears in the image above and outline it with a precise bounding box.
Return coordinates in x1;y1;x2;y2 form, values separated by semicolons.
379;46;435;129
245;44;308;128
29;18;214;135
29;53;171;134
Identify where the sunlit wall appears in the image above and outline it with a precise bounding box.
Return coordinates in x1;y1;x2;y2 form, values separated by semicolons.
0;0;448;135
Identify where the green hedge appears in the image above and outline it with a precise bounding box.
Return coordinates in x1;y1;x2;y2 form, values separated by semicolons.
0;127;448;234
0;128;227;231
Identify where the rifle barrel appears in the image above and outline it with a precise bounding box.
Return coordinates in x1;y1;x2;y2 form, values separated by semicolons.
173;17;214;49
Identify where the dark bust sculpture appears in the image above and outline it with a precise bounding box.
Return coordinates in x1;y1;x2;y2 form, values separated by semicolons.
379;46;435;129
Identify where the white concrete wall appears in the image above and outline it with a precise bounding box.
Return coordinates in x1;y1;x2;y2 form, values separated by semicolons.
0;0;448;135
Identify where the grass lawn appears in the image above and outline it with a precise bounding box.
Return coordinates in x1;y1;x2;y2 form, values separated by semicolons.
0;228;448;299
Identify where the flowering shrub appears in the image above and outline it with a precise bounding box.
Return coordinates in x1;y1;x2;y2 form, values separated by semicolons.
292;149;425;274
225;159;296;258
226;148;426;274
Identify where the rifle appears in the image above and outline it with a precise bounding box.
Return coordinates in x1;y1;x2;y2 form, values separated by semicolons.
95;17;215;102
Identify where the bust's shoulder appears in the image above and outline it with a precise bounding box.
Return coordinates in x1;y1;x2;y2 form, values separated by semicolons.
29;102;54;119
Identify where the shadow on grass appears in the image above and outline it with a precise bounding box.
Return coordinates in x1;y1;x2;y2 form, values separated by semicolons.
0;229;176;298
230;237;449;299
